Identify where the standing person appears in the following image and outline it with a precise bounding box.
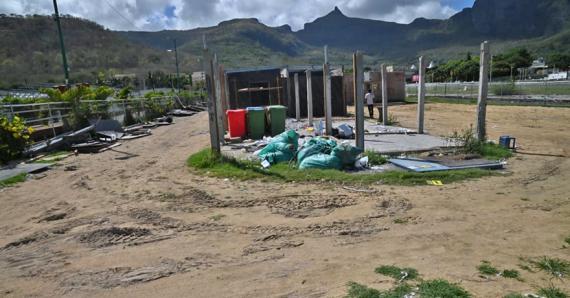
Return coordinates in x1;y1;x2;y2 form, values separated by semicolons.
365;89;374;119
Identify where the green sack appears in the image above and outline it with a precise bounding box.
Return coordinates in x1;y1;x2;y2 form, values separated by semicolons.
331;143;364;167
299;154;342;170
297;137;337;165
270;130;299;150
258;142;296;164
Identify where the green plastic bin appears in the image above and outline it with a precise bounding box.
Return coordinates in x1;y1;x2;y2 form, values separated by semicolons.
266;105;287;136
246;107;265;140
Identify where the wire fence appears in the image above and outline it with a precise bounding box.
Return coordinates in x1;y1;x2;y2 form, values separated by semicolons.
0;96;176;139
406;80;570;98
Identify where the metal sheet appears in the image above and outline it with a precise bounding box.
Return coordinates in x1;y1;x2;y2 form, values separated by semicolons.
389;158;505;172
0;163;52;181
389;158;450;172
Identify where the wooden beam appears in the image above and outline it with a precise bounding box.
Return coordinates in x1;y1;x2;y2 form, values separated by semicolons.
306;69;314;126
477;41;490;140
203;49;220;153
417;56;426;134
381;63;388;126
213;54;225;141
323;63;333;135
294;73;300;121
354;52;365;149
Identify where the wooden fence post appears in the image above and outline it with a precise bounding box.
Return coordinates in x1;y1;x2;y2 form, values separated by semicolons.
354;52;365;149
477;41;490;140
294;73;300;121
213;55;225;141
417;56;426;134
381;64;389;126
323;63;333;135
203;48;220;153
306;69;314;126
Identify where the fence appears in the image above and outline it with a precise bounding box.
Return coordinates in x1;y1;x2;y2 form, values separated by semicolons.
0;96;176;139
406;80;570;98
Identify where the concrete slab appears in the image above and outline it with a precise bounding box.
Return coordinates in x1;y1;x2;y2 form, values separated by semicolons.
362;134;457;154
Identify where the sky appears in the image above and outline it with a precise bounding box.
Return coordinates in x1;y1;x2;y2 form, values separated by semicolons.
0;0;475;31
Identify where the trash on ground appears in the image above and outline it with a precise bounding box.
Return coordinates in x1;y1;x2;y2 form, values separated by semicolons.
426;180;444;186
389;157;506;172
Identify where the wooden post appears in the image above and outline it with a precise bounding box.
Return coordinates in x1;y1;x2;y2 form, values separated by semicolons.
203;49;220;153
381;64;388;126
294;73;300;121
219;64;229;132
306;69;314;126
477;41;490;140
354;52;365;150
223;71;230;110
417;56;426;134
213;55;225;141
323;63;333;135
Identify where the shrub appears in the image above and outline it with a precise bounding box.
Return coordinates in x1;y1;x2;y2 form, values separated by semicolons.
0;116;34;164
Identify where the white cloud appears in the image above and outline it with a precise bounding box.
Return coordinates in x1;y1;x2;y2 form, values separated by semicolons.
0;0;460;31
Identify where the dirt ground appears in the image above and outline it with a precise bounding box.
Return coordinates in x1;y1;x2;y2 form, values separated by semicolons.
0;103;569;297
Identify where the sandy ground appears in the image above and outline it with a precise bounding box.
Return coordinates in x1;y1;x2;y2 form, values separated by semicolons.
0;103;569;298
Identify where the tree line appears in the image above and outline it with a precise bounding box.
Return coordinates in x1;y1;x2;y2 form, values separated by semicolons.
427;48;570;82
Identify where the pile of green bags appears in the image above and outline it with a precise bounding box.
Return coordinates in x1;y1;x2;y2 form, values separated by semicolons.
298;138;362;170
257;130;299;165
257;130;363;170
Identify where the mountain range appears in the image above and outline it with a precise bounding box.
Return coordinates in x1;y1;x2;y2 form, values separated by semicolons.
1;0;569;87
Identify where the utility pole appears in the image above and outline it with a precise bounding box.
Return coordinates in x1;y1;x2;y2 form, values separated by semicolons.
174;39;180;93
52;0;70;86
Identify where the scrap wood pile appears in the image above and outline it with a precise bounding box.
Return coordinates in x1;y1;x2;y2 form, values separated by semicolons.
25;115;177;156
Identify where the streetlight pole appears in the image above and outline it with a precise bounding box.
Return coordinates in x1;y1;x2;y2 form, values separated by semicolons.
174;39;180;93
52;0;70;86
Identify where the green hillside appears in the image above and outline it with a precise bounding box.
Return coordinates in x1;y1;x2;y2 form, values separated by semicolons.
1;0;569;87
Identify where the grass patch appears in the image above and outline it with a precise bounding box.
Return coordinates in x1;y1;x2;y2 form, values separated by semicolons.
363;150;387;166
538;286;568;298
417;279;471;298
346;282;412;298
531;257;570;278
33;151;71;163
0;173;27;188
502;269;521;279
448;127;513;160
374;265;418;281
477;261;500;276
406;96;570;108
187;149;495;186
393;218;408;224
503;293;524;298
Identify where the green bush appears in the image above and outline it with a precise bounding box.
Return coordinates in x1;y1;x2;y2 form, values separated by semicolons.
0;116;34;164
448;126;512;160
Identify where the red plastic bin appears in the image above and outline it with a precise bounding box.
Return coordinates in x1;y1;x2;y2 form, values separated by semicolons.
226;109;247;138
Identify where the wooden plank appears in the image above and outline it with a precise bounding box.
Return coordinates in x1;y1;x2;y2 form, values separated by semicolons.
381;63;388;126
306;69;314;126
294;73;300;121
213;55;225;141
354;52;365;149
477;41;490;140
417;56;426;134
203;49;220;153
